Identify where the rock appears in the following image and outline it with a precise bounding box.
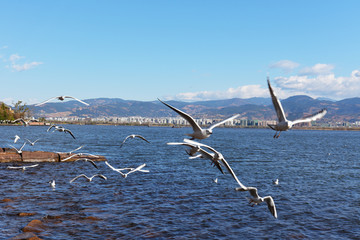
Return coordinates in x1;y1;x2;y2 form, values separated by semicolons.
22;219;45;233
18;212;37;217
22;151;59;162
8;232;43;240
0;152;22;162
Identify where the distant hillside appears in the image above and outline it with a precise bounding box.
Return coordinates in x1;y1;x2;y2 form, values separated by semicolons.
29;96;360;122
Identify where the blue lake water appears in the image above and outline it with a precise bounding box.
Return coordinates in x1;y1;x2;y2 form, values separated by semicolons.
0;125;359;239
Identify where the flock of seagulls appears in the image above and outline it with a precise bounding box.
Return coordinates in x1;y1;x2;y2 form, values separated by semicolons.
5;79;327;219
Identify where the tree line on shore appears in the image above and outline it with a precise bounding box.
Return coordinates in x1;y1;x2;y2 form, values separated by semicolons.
0;101;30;121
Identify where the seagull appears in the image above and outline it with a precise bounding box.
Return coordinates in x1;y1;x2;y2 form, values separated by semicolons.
25;138;40;146
273;179;279;185
120;134;150;148
236;186;277;219
61;153;99;162
166;141;201;157
213;178;218;184
12;118;38;127
70;174;107;183
49;180;56;188
267;78;327;138
14;135;20;143
105;161;149;178
74;158;98;169
56;145;85;154
35;95;89;106
47;125;76;139
7;164;39;171
8;142;27;156
183;139;226;174
158;98;240;140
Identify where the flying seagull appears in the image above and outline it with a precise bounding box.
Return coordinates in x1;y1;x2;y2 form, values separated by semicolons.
7;164;39;171
182;139;226;175
74;158;99;169
47;125;76;139
14;135;20;143
35;95;89;106
158;98;239;140
8;142;27;156
105;161;149;178
273;179;279;185
267;78;327;138
56;145;85;154
61;153;99;162
12;118;39;127
166;141;201;157
25;138;40;146
120;134;150;148
70;174;107;183
235;186;277;219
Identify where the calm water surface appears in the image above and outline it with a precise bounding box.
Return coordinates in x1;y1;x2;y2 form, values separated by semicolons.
0;125;359;239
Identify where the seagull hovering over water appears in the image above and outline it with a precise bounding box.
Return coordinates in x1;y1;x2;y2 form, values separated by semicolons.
25;138;40;146
35;95;89;106
8;142;27;156
236;186;277;219
120;134;150;148
47;125;76;139
273;179;279;185
105;161;149;178
74;158;99;169
70;174;107;183
14;135;20;143
49;180;56;188
7;164;39;171
12;118;39;127
166;141;201;157
158;98;239;140
267;78;327;138
56;145;85;154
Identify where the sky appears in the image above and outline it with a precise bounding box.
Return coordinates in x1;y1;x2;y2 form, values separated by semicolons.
1;1;360;105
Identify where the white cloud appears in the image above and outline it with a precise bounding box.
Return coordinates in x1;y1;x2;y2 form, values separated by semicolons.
11;61;43;71
9;54;25;63
173;85;269;101
298;63;334;76
269;60;300;73
274;69;360;99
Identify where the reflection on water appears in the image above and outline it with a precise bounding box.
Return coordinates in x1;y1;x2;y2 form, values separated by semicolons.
0;125;359;239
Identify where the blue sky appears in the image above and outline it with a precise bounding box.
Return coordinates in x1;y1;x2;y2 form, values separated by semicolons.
1;1;360;105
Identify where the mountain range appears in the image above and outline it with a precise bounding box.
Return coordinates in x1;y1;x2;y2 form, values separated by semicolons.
27;96;360;122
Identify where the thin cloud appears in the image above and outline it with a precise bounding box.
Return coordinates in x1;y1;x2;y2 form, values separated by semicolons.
12;61;43;71
269;60;300;73
174;85;269;101
298;63;334;76
9;54;25;63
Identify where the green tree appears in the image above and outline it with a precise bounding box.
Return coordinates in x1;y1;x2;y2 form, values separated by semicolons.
12;100;29;119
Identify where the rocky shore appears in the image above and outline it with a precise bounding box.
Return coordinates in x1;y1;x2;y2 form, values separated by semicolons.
0;148;106;163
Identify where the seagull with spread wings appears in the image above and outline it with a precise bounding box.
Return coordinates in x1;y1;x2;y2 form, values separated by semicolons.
70;174;107;183
158;98;239;140
35;95;89;106
120;134;150;148
47;125;76;139
267;78;327;138
12;118;39;127
7;164;39;171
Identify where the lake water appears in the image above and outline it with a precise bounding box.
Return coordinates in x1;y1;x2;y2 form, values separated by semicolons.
0;125;359;239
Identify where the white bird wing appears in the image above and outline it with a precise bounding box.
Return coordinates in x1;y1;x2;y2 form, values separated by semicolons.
69;145;85;154
208;114;240;130
246;187;260;199
8;144;19;152
219;157;246;188
183;139;219;155
158;98;202;133
19;142;27;151
7;166;22;169
120;135;132;147
105;161;126;177
70;174;88;183
264;196;277;219
35;97;59;106
75;158;98;169
26;164;39;168
61;154;77;162
268;78;287;122
291;108;327;125
64;96;90;106
47;125;56;132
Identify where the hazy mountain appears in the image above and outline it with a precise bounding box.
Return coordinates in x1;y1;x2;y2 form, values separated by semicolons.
29;96;360;122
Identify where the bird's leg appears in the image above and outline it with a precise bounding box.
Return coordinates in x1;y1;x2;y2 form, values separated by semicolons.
273;131;278;138
276;131;281;138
